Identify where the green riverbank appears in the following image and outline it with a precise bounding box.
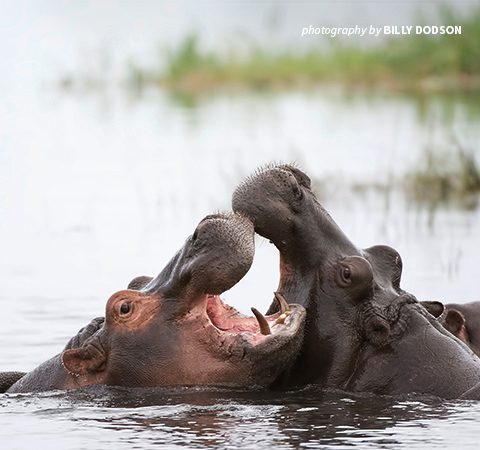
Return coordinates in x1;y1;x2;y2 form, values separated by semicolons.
125;7;479;94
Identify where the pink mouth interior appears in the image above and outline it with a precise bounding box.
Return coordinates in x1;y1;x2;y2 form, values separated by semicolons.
205;294;291;338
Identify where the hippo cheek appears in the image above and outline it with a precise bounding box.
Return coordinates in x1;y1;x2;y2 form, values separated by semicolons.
108;298;307;387
62;288;307;388
138;302;305;386
316;257;391;352
175;297;307;386
363;314;391;347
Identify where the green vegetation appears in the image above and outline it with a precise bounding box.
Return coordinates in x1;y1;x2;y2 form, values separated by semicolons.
377;7;480;80
310;141;480;211
125;7;479;94
405;143;480;209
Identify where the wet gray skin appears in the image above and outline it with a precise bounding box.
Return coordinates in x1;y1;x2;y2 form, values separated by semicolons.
6;213;306;394
232;164;480;399
0;372;26;393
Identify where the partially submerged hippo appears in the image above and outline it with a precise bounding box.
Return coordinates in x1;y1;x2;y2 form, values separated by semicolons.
0;278;151;393
0;372;26;393
6;213;305;394
440;302;480;357
232;164;480;399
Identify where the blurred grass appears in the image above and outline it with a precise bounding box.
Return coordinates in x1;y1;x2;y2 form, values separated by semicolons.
405;141;480;209
126;7;480;94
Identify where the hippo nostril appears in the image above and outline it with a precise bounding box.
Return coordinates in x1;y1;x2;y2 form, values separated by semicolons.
120;303;131;314
191;228;199;242
287;173;302;199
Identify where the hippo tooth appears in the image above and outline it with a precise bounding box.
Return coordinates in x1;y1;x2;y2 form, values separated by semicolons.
273;311;291;326
251;307;272;335
274;292;289;315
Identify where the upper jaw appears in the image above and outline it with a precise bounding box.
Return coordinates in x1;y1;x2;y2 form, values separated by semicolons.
233;166;358;264
145;212;255;307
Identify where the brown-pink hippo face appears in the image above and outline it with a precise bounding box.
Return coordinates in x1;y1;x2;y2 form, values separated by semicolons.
61;213;306;389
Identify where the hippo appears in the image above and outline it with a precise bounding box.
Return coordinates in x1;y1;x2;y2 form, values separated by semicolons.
0;279;153;393
0;278;154;393
416;300;480;357
6;213;306;393
232;164;480;399
439;302;480;357
0;372;26;393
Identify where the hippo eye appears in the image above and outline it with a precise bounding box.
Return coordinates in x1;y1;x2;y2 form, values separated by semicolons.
341;266;352;283
120;303;131;314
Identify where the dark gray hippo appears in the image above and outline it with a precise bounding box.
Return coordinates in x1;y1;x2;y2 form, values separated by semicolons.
232;164;480;399
0;372;26;393
439;302;480;357
6;213;305;394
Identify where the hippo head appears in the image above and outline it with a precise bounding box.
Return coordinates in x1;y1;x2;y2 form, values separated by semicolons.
61;213;306;389
232;165;424;386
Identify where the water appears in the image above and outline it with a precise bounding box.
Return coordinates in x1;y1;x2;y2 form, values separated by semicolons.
1;87;479;306
1;86;479;449
2;2;480;446
2;386;480;449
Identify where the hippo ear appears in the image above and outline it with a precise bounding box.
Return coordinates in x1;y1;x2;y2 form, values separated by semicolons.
62;344;107;376
420;301;445;318
365;315;390;347
127;275;153;291
445;309;466;334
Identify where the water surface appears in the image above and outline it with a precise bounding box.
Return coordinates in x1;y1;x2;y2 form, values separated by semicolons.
1;87;479;448
3;385;480;449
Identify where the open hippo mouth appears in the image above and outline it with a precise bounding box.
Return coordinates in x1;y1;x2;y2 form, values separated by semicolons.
114;212;307;387
204;292;303;346
52;213;306;390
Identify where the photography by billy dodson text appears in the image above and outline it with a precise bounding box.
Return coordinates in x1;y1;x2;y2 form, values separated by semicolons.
301;25;462;37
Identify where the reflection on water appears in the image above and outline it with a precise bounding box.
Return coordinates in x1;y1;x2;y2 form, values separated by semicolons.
2;386;480;449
